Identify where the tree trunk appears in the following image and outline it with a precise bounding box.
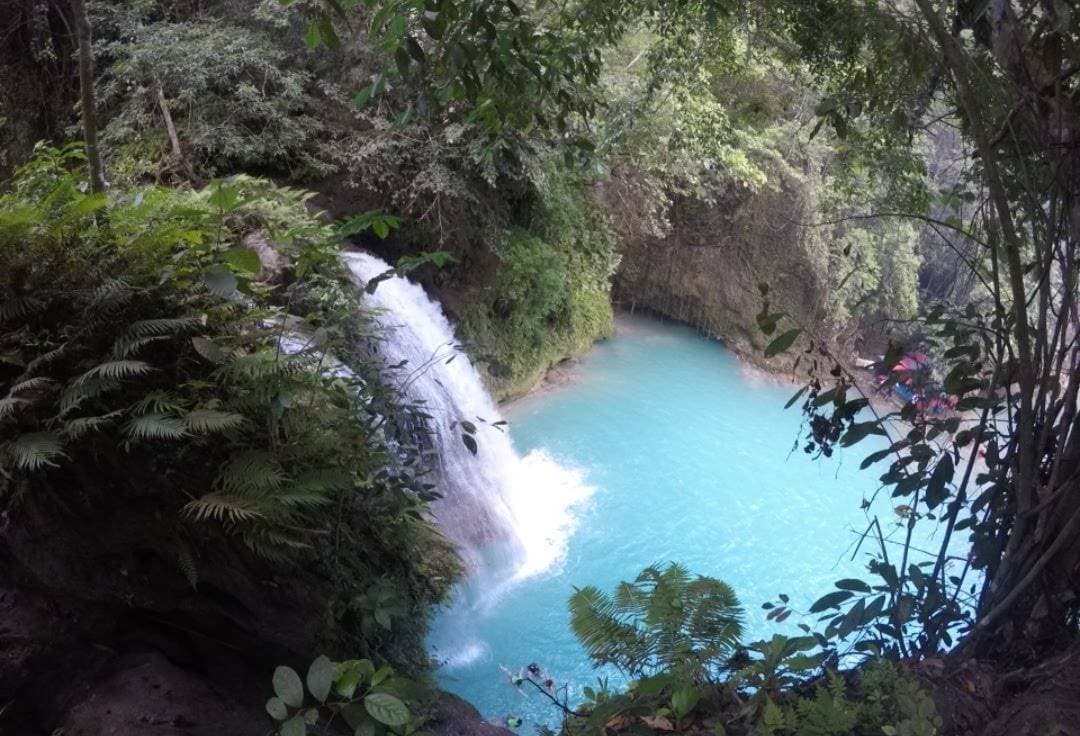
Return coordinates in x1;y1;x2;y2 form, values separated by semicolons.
70;0;105;193
903;0;1080;657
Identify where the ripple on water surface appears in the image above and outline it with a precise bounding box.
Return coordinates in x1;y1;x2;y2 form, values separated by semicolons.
428;314;907;728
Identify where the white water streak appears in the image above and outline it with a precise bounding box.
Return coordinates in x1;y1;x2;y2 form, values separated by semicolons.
343;252;592;583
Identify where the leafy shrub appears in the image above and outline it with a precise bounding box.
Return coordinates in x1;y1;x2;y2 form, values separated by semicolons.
266;655;428;736
495;229;568;332
454;159;619;398
553;565;940;736
0;143;457;665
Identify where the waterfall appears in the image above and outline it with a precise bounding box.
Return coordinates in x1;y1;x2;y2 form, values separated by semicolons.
342;252;592;585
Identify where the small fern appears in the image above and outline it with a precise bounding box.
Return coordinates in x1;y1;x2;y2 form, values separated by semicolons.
1;432;66;470
217;450;285;493
792;672;859;736
125;413;189;439
58;376;120;417
63;412;122;439
182;409;246;434
183;493;267;523
176;541;199;591
570;563;744;682
73;360;155;385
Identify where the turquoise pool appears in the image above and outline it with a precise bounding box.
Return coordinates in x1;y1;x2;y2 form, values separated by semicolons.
428;314;909;728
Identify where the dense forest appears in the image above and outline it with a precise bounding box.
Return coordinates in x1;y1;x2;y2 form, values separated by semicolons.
0;0;1078;735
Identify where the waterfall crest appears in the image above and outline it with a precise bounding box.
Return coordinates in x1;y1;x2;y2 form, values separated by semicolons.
343;252;591;583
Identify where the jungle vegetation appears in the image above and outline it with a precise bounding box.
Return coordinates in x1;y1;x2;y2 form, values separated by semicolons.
1;0;1079;734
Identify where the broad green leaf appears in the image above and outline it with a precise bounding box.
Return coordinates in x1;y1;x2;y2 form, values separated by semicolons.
670;686;700;718
335;659;374;698
203;266;237;298
224;248;262;275
341;703;367;729
307;655;335;703
265;697;288;721
834;578;872;593
273;666;304;709
808;590;852;613
370;665;392;686
925;454;954;509
860;448;891;470
364;692;409;727
209;184;239;212
462;433;477;455
784;385;809;409
764;329;802;358
784;654;823;671
281;714;307;736
841;421;885;447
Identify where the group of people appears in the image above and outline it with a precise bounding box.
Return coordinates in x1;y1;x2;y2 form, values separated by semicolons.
871;351;957;416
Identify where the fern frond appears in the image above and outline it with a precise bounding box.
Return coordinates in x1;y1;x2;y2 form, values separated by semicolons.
240;525;312;561
73;360;155;385
18;343;67;380
0;295;46;323
1;432;66;470
272;486;335;508
0;397;30;419
220;351;286;383
109;334;172;359
570;563;745;681
80;279;131;311
130;390;183;416
126;413;188;440
183;409;246;434
182;493;266;523
63;412;123;439
59;376;119;416
7;376;57;396
570;586;649;673
216;450;284;494
176;542;199;590
126;316;203;338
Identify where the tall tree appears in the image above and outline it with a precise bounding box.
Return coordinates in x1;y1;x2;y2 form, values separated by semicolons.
69;0;104;192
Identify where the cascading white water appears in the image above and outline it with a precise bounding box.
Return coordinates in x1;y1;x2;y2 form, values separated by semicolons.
343;252;592;584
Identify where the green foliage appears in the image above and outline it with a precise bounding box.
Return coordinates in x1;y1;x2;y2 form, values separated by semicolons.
733;634;824;702
266;655;429;736
0;144;457;667
455;159;619;398
569;562;744;683
496;229;568;330
92;0;331;181
742;663;939;736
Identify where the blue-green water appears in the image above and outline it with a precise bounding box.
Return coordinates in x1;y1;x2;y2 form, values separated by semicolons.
428;315;903;727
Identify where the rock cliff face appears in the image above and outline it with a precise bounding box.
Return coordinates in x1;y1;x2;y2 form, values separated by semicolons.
610;174;830;370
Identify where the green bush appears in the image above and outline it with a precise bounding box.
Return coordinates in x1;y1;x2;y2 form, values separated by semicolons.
553;564;940;736
0;144;457;666
265;655;428;736
455;160;619;399
496;229;568;332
